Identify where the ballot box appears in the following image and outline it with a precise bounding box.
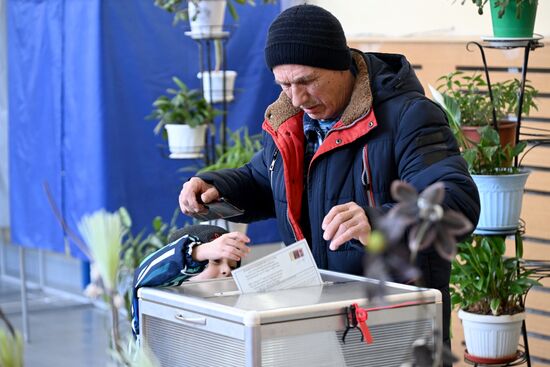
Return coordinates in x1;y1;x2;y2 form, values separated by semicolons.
138;270;442;367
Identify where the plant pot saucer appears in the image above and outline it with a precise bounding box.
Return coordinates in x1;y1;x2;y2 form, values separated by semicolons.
481;34;543;48
464;349;525;366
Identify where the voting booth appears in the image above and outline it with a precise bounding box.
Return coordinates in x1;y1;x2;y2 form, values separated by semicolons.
138;270;442;367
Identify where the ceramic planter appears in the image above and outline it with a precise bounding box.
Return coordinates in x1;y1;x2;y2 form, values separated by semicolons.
472;170;529;233
198;70;237;103
459;309;524;362
188;0;227;38
165;124;207;159
461;121;517;149
490;0;538;38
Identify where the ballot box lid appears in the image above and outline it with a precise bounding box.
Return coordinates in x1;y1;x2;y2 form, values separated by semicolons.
138;270;441;325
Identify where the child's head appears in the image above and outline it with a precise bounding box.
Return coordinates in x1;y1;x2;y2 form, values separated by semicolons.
170;224;242;281
190;258;239;281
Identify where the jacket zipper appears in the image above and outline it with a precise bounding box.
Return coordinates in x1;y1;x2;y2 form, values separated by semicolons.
269;149;278;190
268;148;296;240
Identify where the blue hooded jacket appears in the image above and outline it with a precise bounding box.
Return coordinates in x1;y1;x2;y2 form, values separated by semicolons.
198;50;480;276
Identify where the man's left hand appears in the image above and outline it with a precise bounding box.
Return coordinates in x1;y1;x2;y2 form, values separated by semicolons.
322;202;371;251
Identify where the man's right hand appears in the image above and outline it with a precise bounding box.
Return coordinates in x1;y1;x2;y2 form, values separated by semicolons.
179;177;221;215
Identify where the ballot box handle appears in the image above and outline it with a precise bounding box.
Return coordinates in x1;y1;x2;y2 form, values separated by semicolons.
174;313;207;325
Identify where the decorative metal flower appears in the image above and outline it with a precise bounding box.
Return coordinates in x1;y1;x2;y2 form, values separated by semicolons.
364;181;473;300
377;181;473;262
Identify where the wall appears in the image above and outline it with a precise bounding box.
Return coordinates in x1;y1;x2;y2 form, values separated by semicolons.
315;0;550;37
0;0;8;229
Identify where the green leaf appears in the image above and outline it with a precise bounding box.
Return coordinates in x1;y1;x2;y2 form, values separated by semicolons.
152;216;163;232
118;207;132;228
490;298;500;315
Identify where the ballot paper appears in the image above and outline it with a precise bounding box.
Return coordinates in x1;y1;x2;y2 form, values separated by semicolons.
231;239;323;293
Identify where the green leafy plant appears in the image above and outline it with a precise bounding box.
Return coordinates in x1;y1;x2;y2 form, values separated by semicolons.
464;0;538;18
450;235;540;316
154;0;277;24
462;125;526;174
430;72;537;173
0;308;23;367
119;207;180;271
434;71;538;128
146;77;220;136
117;208;180;321
198;127;262;172
78;208;161;367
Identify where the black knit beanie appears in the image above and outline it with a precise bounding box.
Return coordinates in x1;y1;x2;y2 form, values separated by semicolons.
265;4;351;71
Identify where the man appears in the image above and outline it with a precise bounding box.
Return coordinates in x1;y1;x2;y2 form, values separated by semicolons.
179;4;480;352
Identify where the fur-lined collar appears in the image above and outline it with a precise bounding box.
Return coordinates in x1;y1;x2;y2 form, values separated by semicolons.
264;50;372;131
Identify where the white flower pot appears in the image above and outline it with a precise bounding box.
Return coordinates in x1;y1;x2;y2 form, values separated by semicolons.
459;309;524;360
198;70;237;104
200;219;248;234
165;124;207;159
472;170;530;233
188;0;227;38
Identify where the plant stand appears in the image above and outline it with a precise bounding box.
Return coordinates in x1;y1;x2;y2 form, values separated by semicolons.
465;36;547;367
466;36;544;167
464;347;527;366
185;30;234;166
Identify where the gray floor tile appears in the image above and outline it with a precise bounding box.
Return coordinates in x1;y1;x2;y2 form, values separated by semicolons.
1;279;111;367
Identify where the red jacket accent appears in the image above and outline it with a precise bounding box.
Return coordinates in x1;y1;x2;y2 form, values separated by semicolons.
262;109;378;240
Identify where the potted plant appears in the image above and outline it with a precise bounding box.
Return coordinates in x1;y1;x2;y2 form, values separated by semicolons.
464;125;529;232
147;76;219;158
450;235;540;363
430;77;535;231
430;71;538;149
197;127;262;233
154;0;278;29
197;40;238;104
464;0;539;38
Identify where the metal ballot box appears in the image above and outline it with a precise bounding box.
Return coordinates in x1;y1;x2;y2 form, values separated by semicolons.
138;270;442;367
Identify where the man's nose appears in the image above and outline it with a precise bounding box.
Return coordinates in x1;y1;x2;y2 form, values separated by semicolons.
291;85;308;108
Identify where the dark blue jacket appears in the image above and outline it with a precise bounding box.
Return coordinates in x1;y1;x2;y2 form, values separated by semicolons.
199;50;480;277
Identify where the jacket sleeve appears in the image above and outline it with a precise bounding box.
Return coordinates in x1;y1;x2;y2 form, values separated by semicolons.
387;98;480;230
131;235;207;336
197;134;277;222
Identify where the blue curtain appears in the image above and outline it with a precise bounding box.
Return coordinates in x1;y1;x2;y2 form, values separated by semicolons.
8;0;281;259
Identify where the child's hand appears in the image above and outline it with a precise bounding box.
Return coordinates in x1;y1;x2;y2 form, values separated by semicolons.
193;231;251;262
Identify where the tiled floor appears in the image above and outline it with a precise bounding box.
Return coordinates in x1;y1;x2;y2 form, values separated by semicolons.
1;279;111;367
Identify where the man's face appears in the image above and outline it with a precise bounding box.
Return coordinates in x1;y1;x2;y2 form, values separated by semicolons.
273;64;353;120
189;258;238;281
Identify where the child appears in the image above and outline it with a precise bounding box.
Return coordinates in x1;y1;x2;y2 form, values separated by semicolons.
131;224;250;336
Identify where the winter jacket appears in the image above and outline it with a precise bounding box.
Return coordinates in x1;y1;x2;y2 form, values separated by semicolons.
198;50;480;277
131;234;208;336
